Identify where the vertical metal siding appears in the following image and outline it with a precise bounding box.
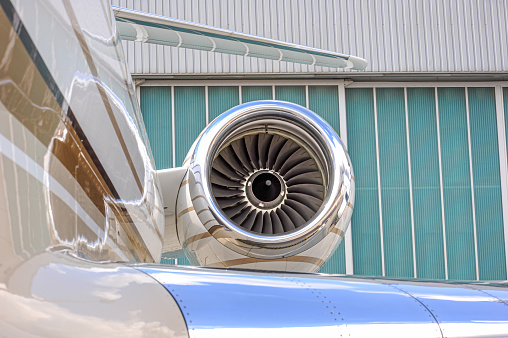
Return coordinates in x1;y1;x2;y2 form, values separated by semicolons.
376;88;414;278
274;86;306;107
308;86;340;133
438;88;477;280
242;86;272;103
468;87;506;280
141;84;508;279
174;86;206;165
140;86;172;169
112;0;508;75
208;86;239;122
505;88;508;157
407;88;446;279
346;88;383;276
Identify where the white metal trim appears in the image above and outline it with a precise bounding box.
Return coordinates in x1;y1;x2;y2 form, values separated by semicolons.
465;87;480;280
404;87;417;278
338;81;354;275
140;79;508;88
171;86;176;168
239;85;243;104
136;84;141;106
205;85;209;125
272;85;276;100
305;85;309;108
373;88;386;276
349;81;508;88
435;87;449;280
494;85;508;277
141;79;355;87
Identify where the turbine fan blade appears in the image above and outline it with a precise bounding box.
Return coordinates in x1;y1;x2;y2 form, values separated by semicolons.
211;168;244;187
245;135;260;170
213;156;244;181
220;146;249;176
211;131;325;235
267;135;286;169
287;184;325;200
231;139;254;172
258;133;273;169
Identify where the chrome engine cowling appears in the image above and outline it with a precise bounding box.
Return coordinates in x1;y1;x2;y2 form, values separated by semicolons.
176;101;354;272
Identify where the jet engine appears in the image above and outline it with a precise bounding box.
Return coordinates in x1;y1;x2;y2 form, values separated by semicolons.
175;101;354;272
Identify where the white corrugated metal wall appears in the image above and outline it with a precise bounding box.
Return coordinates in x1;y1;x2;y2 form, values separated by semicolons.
112;0;508;75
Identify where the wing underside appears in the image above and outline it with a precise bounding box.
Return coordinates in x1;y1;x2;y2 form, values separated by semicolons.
112;6;368;70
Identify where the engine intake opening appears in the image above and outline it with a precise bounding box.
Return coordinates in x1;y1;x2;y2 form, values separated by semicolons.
211;130;325;235
253;173;281;202
246;170;286;210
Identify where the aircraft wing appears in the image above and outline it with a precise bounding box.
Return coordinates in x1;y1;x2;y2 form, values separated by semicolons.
112;6;368;70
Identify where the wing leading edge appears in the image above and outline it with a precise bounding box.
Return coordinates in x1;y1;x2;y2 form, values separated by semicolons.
112;6;368;70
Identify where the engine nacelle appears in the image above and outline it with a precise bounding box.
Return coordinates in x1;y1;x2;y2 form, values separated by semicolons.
176;101;354;272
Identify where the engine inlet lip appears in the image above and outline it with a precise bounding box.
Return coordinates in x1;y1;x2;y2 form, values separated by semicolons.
245;169;287;211
202;104;331;244
189;100;354;259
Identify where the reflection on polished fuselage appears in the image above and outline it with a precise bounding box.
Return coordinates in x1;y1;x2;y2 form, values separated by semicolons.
0;0;507;337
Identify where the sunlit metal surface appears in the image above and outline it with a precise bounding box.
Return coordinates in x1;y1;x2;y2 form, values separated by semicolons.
3;0;165;263
140;265;508;337
0;252;188;337
112;6;368;70
176;100;354;272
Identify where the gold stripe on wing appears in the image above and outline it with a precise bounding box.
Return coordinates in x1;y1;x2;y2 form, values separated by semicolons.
184;225;224;246
203;219;216;227
62;2;163;261
191;195;206;202
0;8;152;262
207;256;325;268
208;225;223;234
177;206;195;220
98;0;145;142
196;208;210;216
180;179;189;188
62;1;144;194
331;228;345;237
184;232;212;247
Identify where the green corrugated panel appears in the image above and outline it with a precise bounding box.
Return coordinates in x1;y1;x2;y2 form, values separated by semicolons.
140;86;172;169
346;88;383;276
407;88;446;279
160;256;191;265
438;87;476;280
309;86;345;274
308;86;340;131
505;88;508;150
275;86;306;106
208;86;240;122
376;88;413;278
242;86;272;102
160;258;177;264
174;86;206;166
468;87;506;280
